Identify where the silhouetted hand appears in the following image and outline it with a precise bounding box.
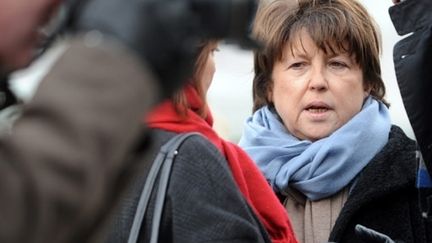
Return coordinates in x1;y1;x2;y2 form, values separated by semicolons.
355;224;403;243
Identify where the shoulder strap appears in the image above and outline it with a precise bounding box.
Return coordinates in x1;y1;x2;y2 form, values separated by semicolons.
127;132;201;243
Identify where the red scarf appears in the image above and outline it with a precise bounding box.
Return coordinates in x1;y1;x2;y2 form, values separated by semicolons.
146;86;297;243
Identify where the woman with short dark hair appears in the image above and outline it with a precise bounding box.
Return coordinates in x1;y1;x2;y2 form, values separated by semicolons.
239;0;430;242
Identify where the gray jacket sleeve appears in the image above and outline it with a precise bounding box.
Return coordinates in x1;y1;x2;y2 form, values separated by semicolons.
0;36;159;243
158;135;271;243
106;130;271;243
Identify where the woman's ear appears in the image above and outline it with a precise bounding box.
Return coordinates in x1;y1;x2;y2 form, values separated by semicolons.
266;79;274;103
363;82;372;98
266;87;273;103
364;90;370;98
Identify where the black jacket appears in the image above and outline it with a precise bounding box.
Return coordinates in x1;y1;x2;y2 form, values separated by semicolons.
389;0;432;175
329;126;431;243
105;129;270;243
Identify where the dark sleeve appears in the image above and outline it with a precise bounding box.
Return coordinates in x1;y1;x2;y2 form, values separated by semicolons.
427;218;432;242
390;0;432;175
143;135;270;243
390;2;432;232
0;36;160;243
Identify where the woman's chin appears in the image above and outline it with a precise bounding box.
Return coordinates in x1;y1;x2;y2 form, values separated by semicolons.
295;126;335;142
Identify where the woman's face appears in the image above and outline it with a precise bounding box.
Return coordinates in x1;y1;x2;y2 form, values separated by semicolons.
270;30;368;141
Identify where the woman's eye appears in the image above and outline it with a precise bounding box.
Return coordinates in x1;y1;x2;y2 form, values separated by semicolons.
289;62;306;69
329;61;348;69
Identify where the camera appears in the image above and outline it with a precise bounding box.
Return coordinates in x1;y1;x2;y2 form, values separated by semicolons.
37;0;258;59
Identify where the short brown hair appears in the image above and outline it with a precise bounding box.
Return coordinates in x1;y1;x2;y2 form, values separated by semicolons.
252;0;386;112
171;40;218;118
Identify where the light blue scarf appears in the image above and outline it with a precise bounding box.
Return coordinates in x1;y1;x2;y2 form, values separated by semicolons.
238;97;391;201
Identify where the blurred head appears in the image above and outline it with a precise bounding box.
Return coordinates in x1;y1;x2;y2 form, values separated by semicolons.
172;40;219;118
0;0;61;73
252;0;386;141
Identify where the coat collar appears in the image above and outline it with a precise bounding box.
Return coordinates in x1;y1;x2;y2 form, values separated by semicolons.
389;0;432;36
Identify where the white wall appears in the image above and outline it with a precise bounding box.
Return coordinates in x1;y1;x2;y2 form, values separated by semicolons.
208;0;415;142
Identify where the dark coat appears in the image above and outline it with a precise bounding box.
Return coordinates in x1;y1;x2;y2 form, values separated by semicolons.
105;129;271;243
329;126;432;243
389;0;432;175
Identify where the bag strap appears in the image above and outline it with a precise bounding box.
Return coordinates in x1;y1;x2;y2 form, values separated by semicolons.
127;132;201;243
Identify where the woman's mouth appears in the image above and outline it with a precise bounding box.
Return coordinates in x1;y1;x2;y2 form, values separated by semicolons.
306;107;329;113
304;102;332;120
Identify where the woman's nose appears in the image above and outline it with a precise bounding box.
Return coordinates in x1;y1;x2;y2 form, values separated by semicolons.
308;66;329;91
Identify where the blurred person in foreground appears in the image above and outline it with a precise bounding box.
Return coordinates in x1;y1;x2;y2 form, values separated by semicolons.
0;0;232;242
105;40;298;243
239;0;431;242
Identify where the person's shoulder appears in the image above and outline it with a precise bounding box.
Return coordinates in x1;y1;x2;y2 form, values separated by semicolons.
388;125;416;150
357;125;417;191
150;129;178;144
150;129;224;160
367;125;416;171
375;125;417;173
158;131;235;190
176;133;224;160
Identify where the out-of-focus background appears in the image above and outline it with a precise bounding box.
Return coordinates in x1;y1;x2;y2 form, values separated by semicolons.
9;0;414;143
